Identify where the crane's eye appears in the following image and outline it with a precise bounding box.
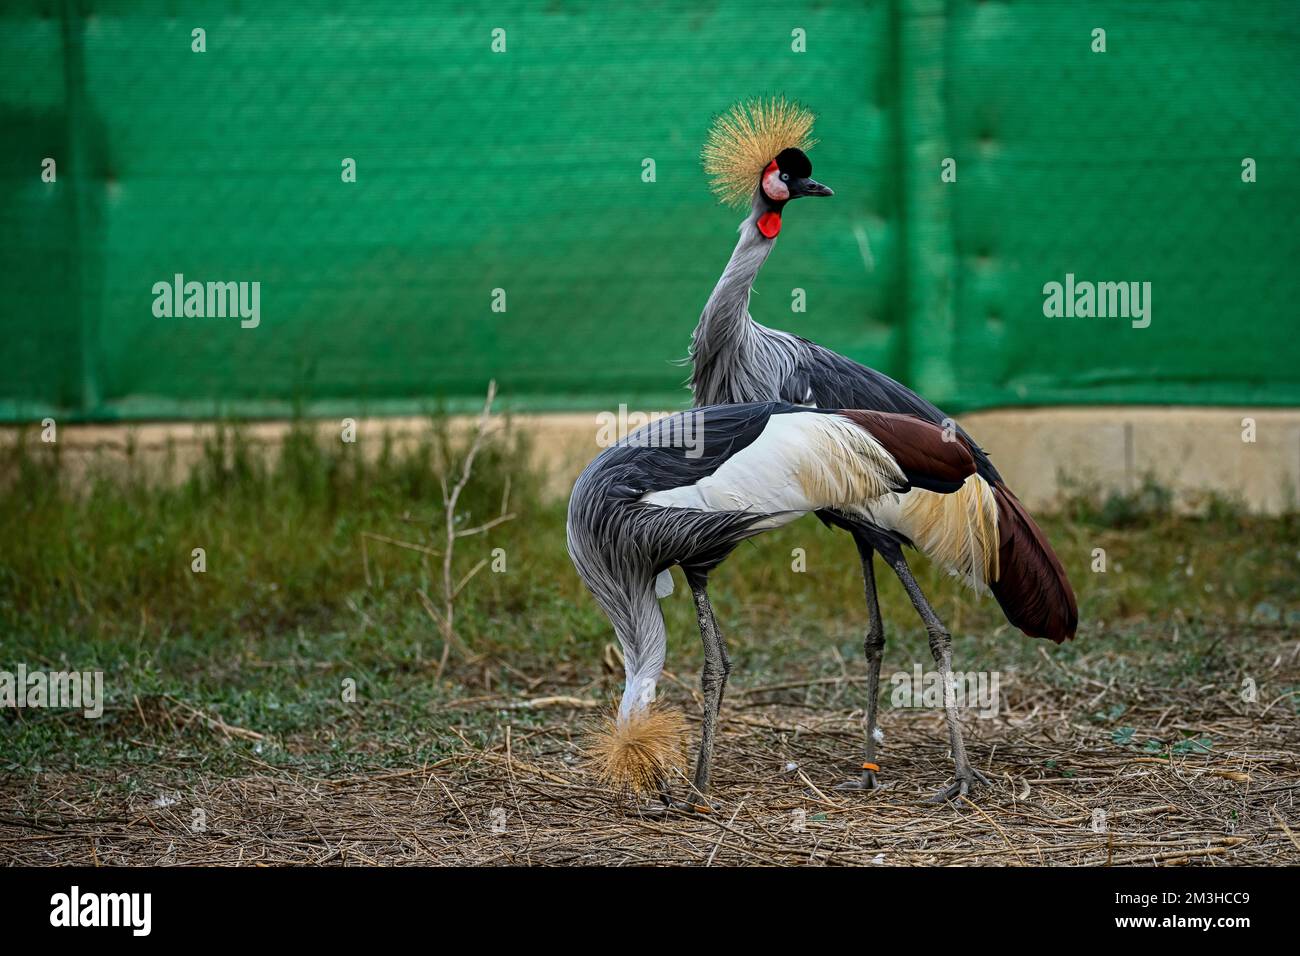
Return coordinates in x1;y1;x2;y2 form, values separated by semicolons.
780;173;790;182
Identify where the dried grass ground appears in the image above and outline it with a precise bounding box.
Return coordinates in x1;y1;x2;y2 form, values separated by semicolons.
4;425;1298;866
5;654;1297;867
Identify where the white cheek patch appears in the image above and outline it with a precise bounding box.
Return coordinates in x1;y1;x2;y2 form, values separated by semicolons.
762;166;789;201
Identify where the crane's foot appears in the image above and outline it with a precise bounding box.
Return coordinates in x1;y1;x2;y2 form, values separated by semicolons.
666;797;714;814
834;765;881;791
929;766;993;803
637;790;713;816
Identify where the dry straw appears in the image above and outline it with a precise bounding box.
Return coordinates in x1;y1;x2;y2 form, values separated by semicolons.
6;644;1295;865
3;681;1296;865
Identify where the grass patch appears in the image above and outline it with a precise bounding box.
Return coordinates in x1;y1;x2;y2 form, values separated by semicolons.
2;418;1297;780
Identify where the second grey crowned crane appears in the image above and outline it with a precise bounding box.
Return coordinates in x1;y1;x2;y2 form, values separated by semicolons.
568;401;976;807
689;98;1078;800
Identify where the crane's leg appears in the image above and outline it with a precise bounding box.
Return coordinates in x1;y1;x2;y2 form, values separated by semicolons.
836;532;885;791
881;545;992;802
685;581;730;808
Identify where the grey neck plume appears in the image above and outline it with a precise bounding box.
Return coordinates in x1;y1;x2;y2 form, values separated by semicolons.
689;191;775;392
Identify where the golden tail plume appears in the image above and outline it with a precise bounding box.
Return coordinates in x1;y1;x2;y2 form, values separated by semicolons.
898;475;1001;593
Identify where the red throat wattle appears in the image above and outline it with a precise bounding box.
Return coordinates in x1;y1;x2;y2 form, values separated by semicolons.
757;211;782;238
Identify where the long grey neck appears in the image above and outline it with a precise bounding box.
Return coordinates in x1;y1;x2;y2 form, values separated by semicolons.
690;192;775;381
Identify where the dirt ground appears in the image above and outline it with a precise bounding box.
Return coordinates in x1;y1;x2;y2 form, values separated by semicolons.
4;666;1297;867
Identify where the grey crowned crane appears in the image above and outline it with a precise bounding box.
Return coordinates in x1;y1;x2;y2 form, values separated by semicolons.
567;401;978;806
686;98;1078;800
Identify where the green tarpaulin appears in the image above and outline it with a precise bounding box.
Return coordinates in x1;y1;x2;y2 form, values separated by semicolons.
2;0;1297;421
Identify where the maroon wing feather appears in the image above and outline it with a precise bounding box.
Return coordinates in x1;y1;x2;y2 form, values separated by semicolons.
839;410;976;487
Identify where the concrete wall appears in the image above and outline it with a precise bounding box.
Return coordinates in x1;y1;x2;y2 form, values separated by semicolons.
10;407;1299;515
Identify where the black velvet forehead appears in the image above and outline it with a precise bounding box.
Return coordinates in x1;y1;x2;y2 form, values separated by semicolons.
775;147;812;178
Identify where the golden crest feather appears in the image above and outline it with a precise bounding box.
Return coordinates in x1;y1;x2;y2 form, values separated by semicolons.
587;706;687;795
702;97;817;208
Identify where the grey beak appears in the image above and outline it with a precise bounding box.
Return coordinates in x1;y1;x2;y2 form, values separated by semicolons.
803;179;834;197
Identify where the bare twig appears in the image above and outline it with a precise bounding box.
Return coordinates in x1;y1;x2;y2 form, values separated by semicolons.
358;381;516;675
427;380;516;676
360;531;442;559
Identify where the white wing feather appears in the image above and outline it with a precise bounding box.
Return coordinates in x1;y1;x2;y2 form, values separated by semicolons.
640;413;904;521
